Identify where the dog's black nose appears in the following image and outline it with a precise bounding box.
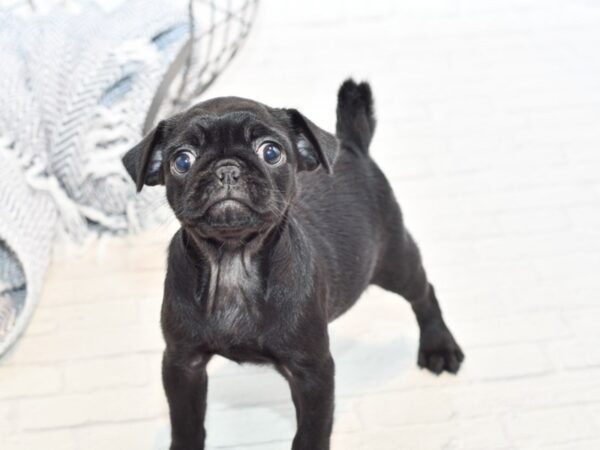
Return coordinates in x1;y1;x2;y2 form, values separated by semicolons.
215;161;241;186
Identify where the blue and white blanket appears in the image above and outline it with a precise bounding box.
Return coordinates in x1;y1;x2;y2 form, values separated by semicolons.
0;0;256;357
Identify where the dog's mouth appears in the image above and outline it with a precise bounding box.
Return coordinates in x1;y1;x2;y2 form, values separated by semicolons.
183;198;265;240
206;199;255;224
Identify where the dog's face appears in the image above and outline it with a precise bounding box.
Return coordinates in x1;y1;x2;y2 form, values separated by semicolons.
123;97;338;243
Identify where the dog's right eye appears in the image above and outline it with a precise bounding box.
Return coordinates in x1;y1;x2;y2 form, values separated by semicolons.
171;151;196;175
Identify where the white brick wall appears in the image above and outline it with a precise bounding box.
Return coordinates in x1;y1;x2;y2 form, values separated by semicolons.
0;366;62;400
63;355;151;392
1;0;600;448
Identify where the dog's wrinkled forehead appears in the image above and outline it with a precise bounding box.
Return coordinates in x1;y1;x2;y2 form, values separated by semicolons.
168;97;287;149
122;95;338;191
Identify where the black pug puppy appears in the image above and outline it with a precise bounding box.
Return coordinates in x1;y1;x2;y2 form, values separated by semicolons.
123;79;464;450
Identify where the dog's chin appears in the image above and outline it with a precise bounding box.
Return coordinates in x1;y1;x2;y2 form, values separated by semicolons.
183;199;268;242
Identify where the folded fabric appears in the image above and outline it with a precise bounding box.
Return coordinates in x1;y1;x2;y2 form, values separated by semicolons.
0;0;258;357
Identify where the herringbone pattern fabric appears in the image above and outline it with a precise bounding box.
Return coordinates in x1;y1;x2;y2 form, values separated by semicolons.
0;0;258;357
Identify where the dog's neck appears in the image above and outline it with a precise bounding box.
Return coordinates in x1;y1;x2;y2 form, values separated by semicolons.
205;249;259;314
182;228;273;315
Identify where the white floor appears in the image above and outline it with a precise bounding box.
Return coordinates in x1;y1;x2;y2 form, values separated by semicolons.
2;0;600;449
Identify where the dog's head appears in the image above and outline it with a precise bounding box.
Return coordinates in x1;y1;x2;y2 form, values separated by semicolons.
123;97;338;243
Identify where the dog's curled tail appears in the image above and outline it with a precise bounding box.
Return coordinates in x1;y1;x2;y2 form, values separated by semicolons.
336;78;376;155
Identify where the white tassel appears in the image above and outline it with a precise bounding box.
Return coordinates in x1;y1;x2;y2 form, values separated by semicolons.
23;157;87;240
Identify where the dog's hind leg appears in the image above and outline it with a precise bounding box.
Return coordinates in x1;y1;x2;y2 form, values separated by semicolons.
372;228;464;374
337;78;463;374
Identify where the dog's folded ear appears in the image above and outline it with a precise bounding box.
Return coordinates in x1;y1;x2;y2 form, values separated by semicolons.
286;109;339;174
122;120;167;192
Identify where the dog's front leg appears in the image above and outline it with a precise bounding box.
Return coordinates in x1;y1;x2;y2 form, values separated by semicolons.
163;350;211;450
284;353;335;450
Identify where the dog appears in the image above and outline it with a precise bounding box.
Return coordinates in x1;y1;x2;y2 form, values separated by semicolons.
123;79;464;450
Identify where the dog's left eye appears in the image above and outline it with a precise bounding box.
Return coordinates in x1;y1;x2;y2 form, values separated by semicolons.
258;142;284;165
171;150;196;175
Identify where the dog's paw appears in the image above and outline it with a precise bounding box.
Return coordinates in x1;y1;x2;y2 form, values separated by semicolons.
417;321;464;375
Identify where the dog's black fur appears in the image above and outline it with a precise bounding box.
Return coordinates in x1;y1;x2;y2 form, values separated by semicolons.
123;80;464;450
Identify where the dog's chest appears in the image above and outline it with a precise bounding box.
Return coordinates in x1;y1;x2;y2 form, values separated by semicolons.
203;253;262;328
